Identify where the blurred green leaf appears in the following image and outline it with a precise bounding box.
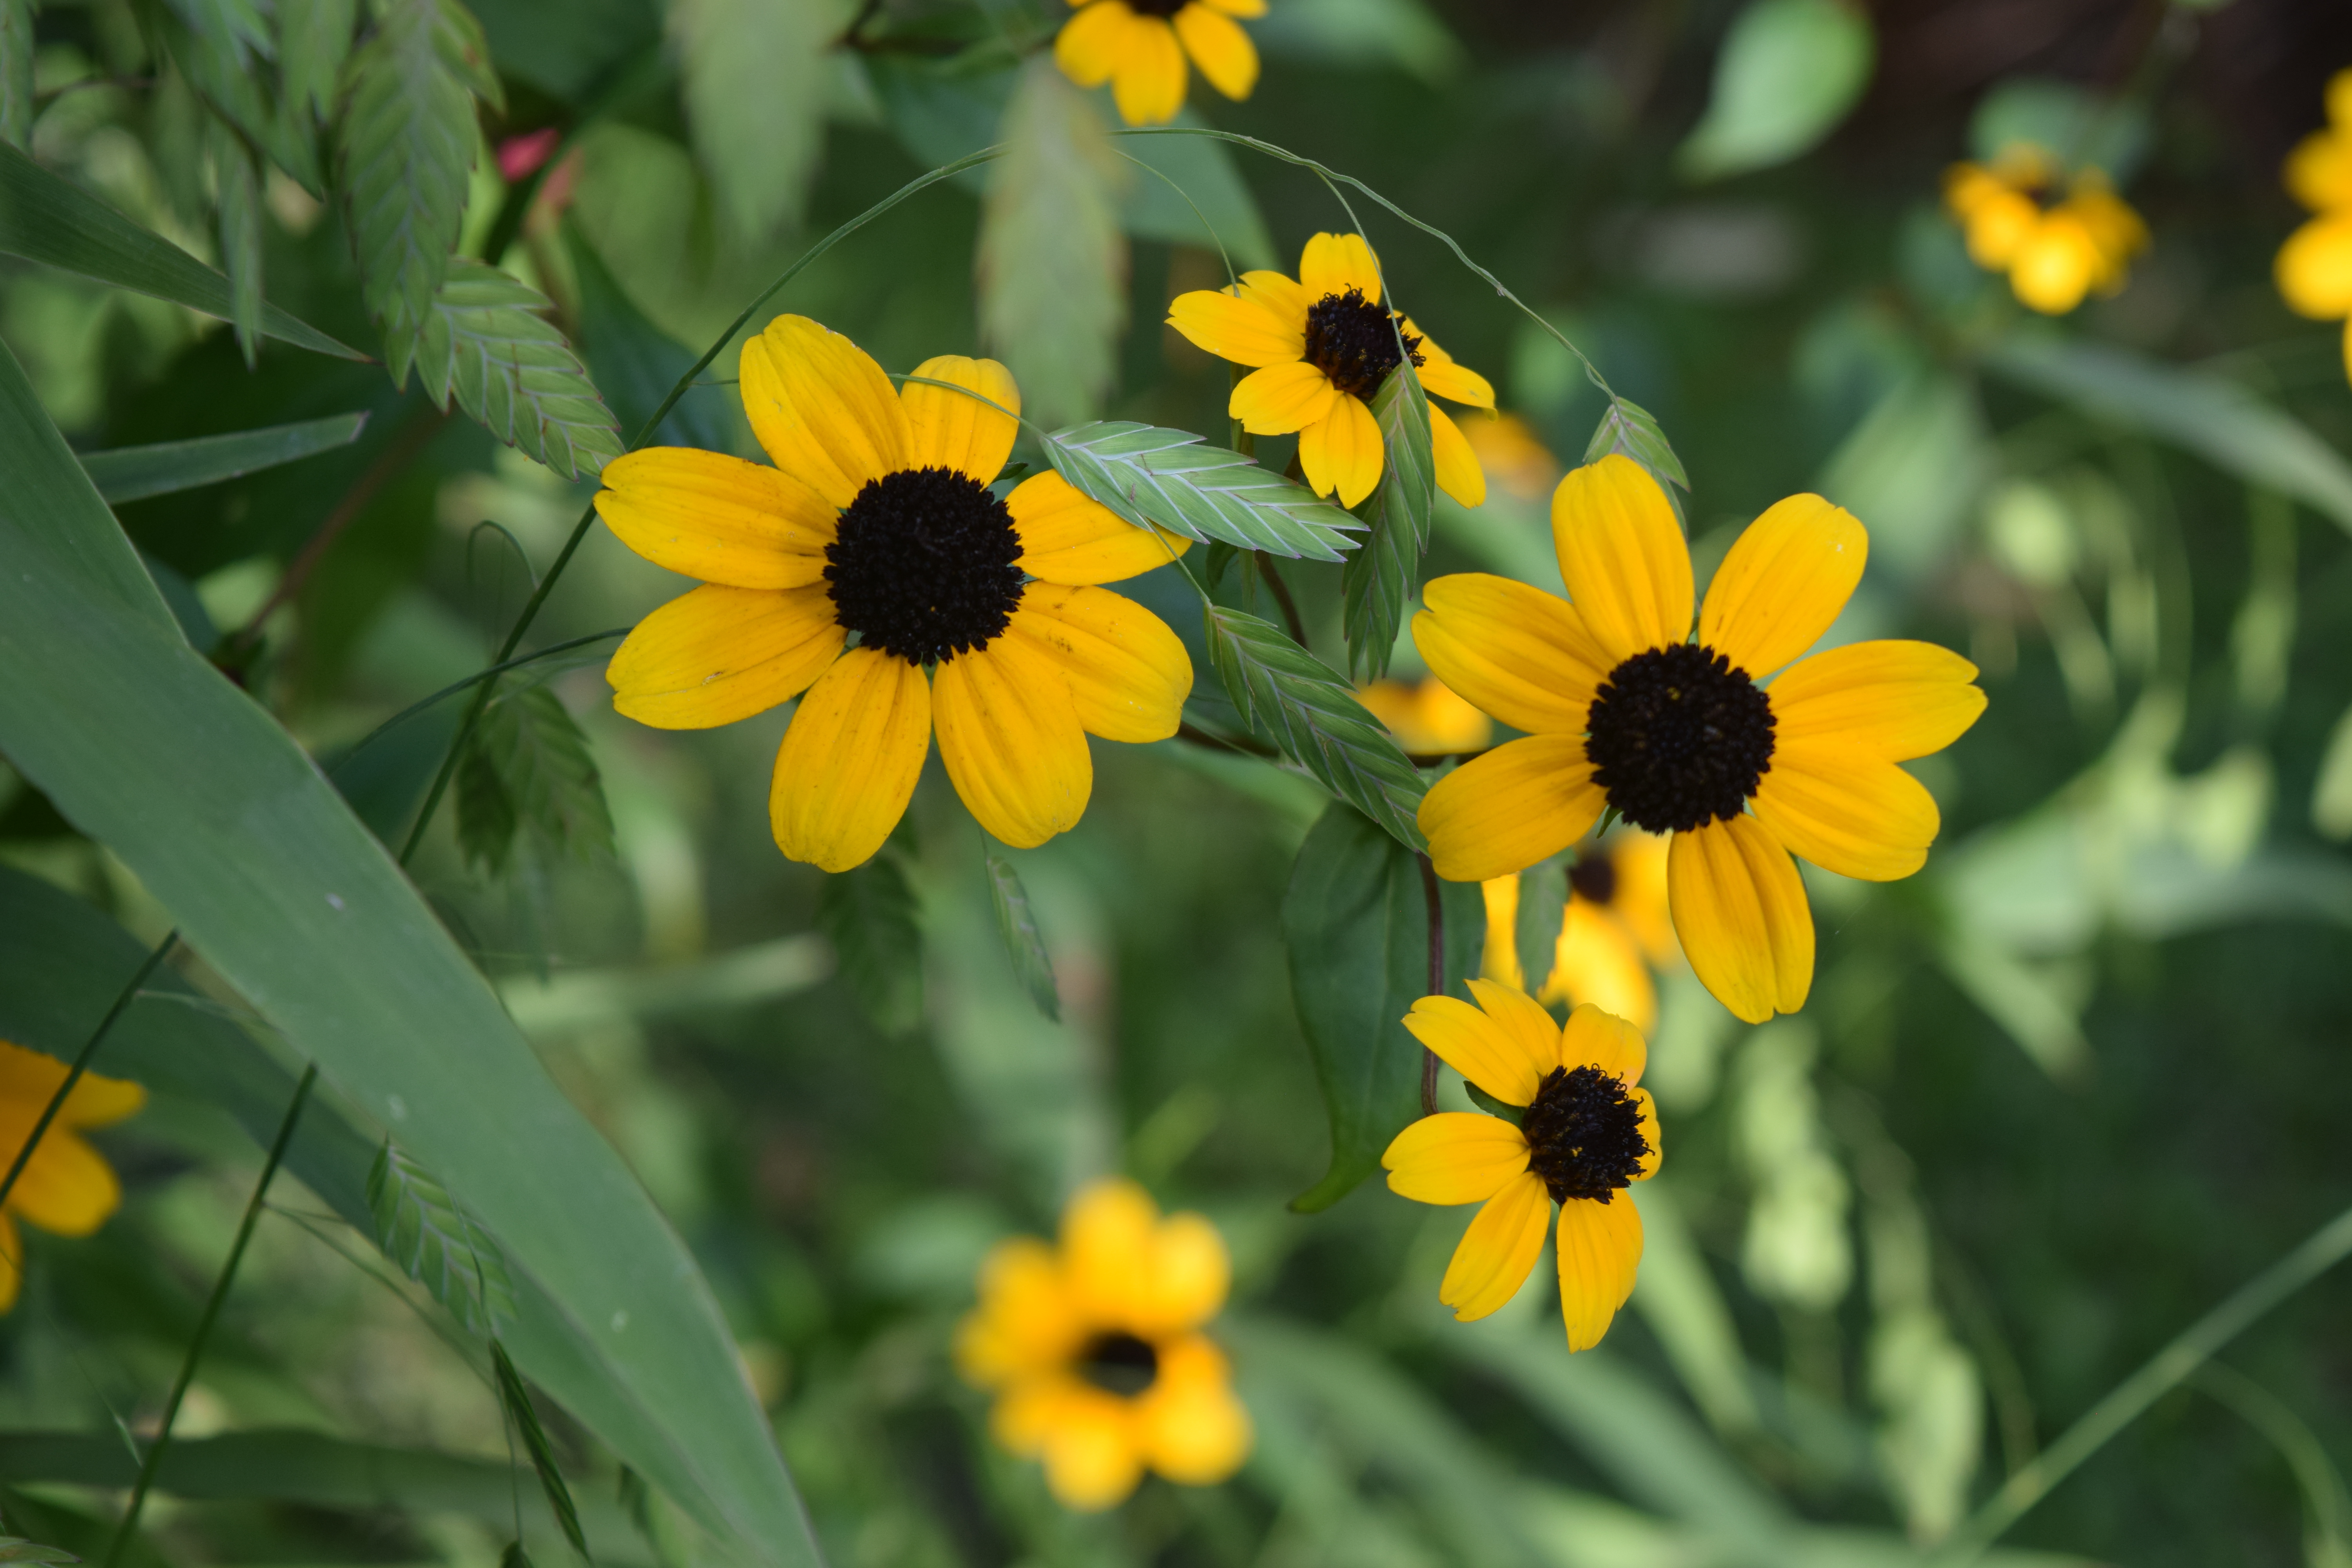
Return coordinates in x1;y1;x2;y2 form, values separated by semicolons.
566;221;724;451
1818;367;1990;583
1970;77;2148;182
368;1140;519;1335
210;126;265;365
985;851;1062;1023
1206;606;1427;850
670;0;842;239
1116;107;1275;267
0;0;31;151
396;258;622;478
1342;358;1432;681
1628;1180;1765;1439
1046;421;1364;560
154;5;323;192
1676;0;1874;182
0;142;363;358
1247;0;1465;85
79;412;370;503
1282;802;1480;1210
164;0;273;61
1584;397;1689;495
470;0;660;100
494;1341;591;1561
456;679;616;875
2312;701;2352;842
981;58;1126;430
1513;856;1566;997
282;0;360;123
0;1539;76;1565
816;854;925;1035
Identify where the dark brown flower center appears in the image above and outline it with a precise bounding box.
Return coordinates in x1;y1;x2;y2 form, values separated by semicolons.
1075;1330;1160;1396
1567;850;1617;906
1125;0;1189;15
1520;1065;1649;1205
825;465;1024;665
1584;643;1775;833
1303;288;1424;402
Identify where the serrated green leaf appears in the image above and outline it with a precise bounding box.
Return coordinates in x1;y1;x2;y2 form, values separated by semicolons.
984;851;1061;1023
1203;604;1426;849
816;854;925;1035
1514;855;1567;995
494;1341;591;1561
1675;0;1874;182
0;0;32;151
1045;421;1365;561
282;0;359;122
367;1139;519;1334
0;1539;78;1565
1342;357;1433;679
165;0;274;62
456;679;616;875
152;5;323;193
1585;396;1689;494
211;120;265;366
79;412;370;503
980;57;1126;430
397;258;622;478
670;0;842;240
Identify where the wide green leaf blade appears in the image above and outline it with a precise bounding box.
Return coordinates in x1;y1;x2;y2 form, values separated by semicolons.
78;413;370;503
1046;421;1365;561
0;335;821;1568
0;142;363;359
1341;357;1433;679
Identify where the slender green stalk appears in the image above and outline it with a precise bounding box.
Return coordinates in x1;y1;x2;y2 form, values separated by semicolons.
327;628;627;782
103;1064;317;1568
0;933;177;1217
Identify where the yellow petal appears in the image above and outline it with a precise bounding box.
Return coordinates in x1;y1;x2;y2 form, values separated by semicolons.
1229;359;1341;436
1697;494;1866;680
1382;1112;1531;1205
1768;639;1985;760
1009;585;1191;742
1199;0;1263;17
1401;993;1544;1107
1550;455;1694;665
1440;1170;1550;1321
1055;0;1133;87
0;1042;143;1128
1131;1212;1230;1335
2009;214;2100;314
1041;1390;1146;1509
1556;1194;1641;1352
1419;734;1606;884
1297;391;1384;507
1479;874;1522;989
1666;816;1812;1025
1539;901;1658;1036
900;354;1019;483
1559;1002;1646;1089
1428;403;1486;508
768;648;931;872
1299;231;1383;305
1414;573;1610;735
1110;15;1187;126
1173;1;1256;100
608;584;844;730
957;1237;1086;1384
1608;832;1677;964
1137;1336;1252;1483
1236;268;1308;322
0;1118;119;1237
739;315;912;509
2276;213;2352;320
1412;333;1497;410
0;1210;16;1313
2285;126;2352;212
1009;471;1191;585
595;447;836;590
1750;740;1940;882
933;639;1092;848
1167;285;1303;367
1062;1177;1159;1323
1961;187;2040;269
1465;976;1573;1082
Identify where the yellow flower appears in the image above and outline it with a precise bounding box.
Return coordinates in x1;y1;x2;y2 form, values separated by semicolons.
956;1179;1251;1510
1943;145;2148;315
1479;831;1676;1032
1357;674;1493;755
1414;455;1987;1024
1165;232;1497;510
2277;68;2352;381
0;1041;145;1313
1458;411;1559;504
1054;0;1263;128
1383;991;1659;1350
597;316;1195;873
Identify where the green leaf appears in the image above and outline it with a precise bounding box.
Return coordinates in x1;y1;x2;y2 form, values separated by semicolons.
1514;855;1567;994
165;0;275;62
0;141;363;358
368;1140;519;1334
494;1341;592;1562
1584;396;1689;495
152;5;323;192
0;332;823;1568
1675;0;1875;181
1113;106;1275;267
669;0;842;239
0;1539;77;1565
456;679;616;875
282;0;360;123
1341;357;1433;680
980;57;1127;430
1282;803;1482;1210
1817;368;1991;583
1204;604;1427;850
395;258;623;479
815;854;924;1035
984;851;1062;1023
209;120;265;366
0;0;32;151
1045;421;1365;561
79;412;371;503
565;220;724;451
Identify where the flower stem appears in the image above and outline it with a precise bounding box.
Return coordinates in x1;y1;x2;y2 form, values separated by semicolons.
0;932;178;1219
1416;852;1444;1114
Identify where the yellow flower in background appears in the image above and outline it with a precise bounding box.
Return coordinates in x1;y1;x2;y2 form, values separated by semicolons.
1166;232;1497;510
1479;831;1676;1033
1357;674;1493;755
957;1179;1251;1510
1458;411;1560;504
597;316;1195;873
2277;68;2352;381
0;1041;145;1313
1383;991;1659;1350
1415;455;1987;1025
1055;0;1263;128
1944;144;2148;314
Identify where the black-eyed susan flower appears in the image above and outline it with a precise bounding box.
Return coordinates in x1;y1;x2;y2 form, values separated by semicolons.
1054;0;1261;128
1944;143;2148;315
1166;232;1496;510
2277;69;2352;381
1383;990;1659;1350
1479;831;1676;1033
1357;673;1492;755
0;1041;145;1313
957;1178;1251;1510
1414;455;1986;1024
596;316;1194;873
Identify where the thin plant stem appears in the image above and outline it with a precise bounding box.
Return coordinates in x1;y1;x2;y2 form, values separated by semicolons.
104;1064;318;1568
1416;853;1443;1115
1253;552;1308;648
0;934;178;1217
327;628;628;782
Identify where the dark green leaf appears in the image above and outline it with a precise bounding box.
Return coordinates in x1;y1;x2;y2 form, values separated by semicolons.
671;0;841;239
164;0;274;61
1204;538;1240;588
1514;856;1568;998
282;0;360;123
1046;421;1365;561
816;855;924;1035
494;1342;592;1561
1675;0;1875;182
502;1544;533;1568
80;412;371;503
1205;604;1426;850
1585;397;1689;494
1342;358;1433;679
1115;107;1276;267
456;680;615;875
565;221;723;451
984;851;1061;1022
0;1539;77;1564
0;142;363;358
1283;804;1483;1211
368;1140;519;1334
153;5;323;192
207;121;265;365
0;0;31;151
396;259;623;478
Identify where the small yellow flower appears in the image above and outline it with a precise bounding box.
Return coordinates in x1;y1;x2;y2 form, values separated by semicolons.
957;1179;1252;1510
1458;411;1559;504
1383;991;1659;1351
1357;674;1493;755
596;316;1196;872
1479;831;1677;1033
0;1041;145;1312
1944;144;2148;315
1415;455;1987;1024
1054;0;1263;128
2276;67;2352;381
1166;232;1497;510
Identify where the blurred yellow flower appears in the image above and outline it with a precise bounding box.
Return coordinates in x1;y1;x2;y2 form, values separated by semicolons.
0;1041;145;1313
1383;990;1659;1350
1478;831;1677;1033
1458;411;1560;504
1944;144;2148;315
1167;232;1497;509
957;1179;1251;1510
1357;674;1493;755
1054;0;1262;128
2277;67;2352;381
